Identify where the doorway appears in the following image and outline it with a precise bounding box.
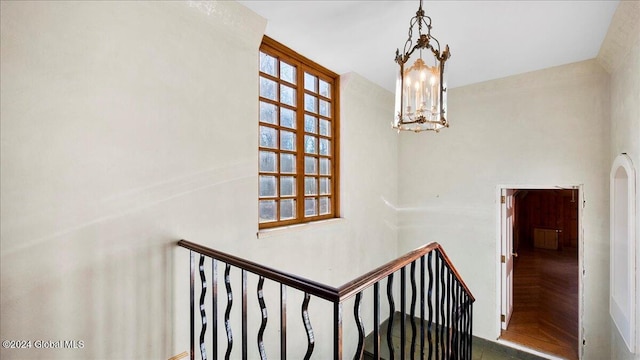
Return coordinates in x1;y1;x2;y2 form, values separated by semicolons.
497;186;582;359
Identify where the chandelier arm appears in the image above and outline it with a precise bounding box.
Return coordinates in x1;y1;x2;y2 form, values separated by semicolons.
403;40;446;66
426;43;443;62
402;16;420;56
428;36;441;54
439;56;448;126
430;37;450;62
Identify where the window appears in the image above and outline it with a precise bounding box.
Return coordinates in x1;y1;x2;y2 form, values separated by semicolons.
258;36;339;228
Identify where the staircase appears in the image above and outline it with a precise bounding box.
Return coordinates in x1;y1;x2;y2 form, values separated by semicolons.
362;313;547;360
178;239;475;359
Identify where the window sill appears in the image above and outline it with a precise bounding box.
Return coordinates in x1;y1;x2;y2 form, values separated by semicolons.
257;218;344;239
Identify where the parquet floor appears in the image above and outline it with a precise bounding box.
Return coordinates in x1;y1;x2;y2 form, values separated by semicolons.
500;246;579;359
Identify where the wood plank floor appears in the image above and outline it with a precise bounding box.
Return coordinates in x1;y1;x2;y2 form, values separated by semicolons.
500;246;579;359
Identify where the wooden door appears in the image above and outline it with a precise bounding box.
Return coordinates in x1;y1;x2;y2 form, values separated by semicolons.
501;188;515;330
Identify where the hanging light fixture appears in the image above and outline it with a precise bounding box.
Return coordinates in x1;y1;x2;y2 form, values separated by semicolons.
393;0;450;132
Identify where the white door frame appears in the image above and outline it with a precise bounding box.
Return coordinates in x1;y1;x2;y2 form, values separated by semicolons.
495;184;585;358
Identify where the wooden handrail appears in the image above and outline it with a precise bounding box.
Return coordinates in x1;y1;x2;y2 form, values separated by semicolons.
336;242;475;302
178;240;340;301
177;239;475;303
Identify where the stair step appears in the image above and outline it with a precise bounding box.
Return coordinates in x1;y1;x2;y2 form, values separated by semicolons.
363;313;546;360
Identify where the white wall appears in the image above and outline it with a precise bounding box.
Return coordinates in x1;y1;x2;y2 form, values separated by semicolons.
397;59;611;358
4;1;635;359
0;1;398;359
604;1;640;359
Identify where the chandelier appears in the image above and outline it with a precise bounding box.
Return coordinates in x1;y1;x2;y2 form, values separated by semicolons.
393;0;450;132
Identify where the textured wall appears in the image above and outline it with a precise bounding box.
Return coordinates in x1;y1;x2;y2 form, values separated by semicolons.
0;1;398;359
397;59;611;358
603;1;640;359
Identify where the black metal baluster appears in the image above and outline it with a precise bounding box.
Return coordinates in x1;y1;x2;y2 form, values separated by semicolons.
410;261;417;359
463;293;469;360
353;292;365;360
199;255;208;360
443;269;448;359
427;252;433;360
450;278;457;359
450;272;455;359
454;275;458;358
449;282;460;358
257;276;267;360
460;293;465;360
458;284;463;359
212;259;218;360
302;293;315;360
434;254;440;360
458;298;462;360
190;251;195;360
281;284;287;360
400;267;406;360
446;271;451;359
386;274;395;360
467;294;472;359
373;282;380;359
242;270;247;360
420;256;425;360
439;254;446;360
224;264;233;360
334;302;343;360
468;303;473;355
458;295;463;360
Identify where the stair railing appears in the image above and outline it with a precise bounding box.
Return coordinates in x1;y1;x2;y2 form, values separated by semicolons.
178;239;475;360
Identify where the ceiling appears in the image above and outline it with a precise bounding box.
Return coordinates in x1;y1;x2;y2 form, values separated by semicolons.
238;0;619;92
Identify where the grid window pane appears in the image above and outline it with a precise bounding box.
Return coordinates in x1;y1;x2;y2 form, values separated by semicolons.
280;61;296;84
260;102;277;124
280;199;296;220
259;151;277;173
319;177;330;195
319;99;330;117
280;131;296;151
260;77;277;101
259;200;277;222
259;175;277;197
319;138;330;156
304;177;317;195
319;79;330;98
319;158;331;175
304;197;317;217
304;72;317;93
260;126;277;149
280;176;296;196
304;135;317;154
280;108;296;129
280;85;296;107
259;52;277;77
319;197;330;215
280;153;296;173
319;120;331;137
304;115;317;134
304;94;318;114
305;156;317;175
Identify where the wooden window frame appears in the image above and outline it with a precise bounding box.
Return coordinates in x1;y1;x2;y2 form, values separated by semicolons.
258;36;340;229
